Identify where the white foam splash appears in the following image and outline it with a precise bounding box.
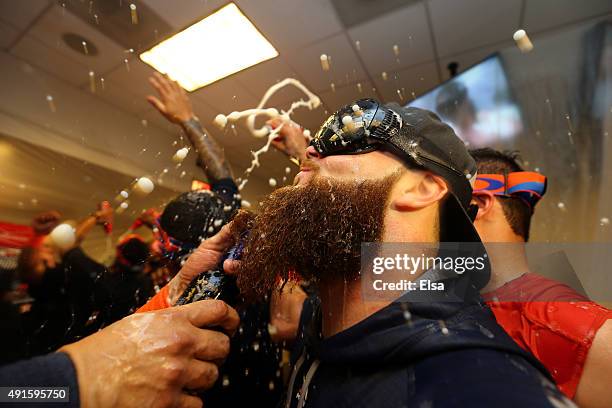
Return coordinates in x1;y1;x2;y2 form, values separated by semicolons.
215;78;321;190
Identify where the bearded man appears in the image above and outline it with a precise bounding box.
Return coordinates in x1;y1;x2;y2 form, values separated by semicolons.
141;99;573;407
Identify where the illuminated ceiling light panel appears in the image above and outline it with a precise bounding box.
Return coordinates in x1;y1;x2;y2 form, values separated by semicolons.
140;3;278;91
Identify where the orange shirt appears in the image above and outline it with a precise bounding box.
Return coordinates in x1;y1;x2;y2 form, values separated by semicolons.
484;273;611;398
137;285;170;312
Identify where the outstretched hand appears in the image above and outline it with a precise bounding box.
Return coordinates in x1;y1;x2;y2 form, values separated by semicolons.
147;72;194;124
31;211;61;235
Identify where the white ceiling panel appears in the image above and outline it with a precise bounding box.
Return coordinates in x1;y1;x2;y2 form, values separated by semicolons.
523;0;611;33
236;0;342;53
438;42;508;81
287;33;368;93
0;0;49;29
11;34;89;87
347;2;435;76
92;78;147;116
0;20;20;49
192;76;258;114
144;0;228;30
318;79;376;113
429;0;522;57
372;62;439;104
27;4;128;74
290;103;328;134
234;57;299;100
103;56;159;96
190;98;221;124
139;106;177;133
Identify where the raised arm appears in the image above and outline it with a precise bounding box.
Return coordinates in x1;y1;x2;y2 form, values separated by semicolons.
147;72;233;183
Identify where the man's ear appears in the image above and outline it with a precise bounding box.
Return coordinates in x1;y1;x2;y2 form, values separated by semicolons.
471;191;495;220
393;173;448;211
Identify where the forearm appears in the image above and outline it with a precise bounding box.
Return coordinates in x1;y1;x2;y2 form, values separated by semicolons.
75;215;97;245
181;118;233;182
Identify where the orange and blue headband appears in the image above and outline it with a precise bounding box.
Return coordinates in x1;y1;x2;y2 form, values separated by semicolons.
474;172;547;210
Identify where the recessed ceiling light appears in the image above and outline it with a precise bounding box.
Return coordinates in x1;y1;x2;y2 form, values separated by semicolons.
139;3;278;92
63;33;98;56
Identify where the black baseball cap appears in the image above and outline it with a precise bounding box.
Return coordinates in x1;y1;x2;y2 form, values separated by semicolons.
311;99;489;289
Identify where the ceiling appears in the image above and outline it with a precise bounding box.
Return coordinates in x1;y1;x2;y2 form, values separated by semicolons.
0;0;610;248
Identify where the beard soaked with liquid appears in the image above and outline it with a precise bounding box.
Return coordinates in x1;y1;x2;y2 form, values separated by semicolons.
230;173;401;297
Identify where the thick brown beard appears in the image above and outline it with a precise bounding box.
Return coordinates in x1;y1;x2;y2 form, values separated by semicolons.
230;172;401;298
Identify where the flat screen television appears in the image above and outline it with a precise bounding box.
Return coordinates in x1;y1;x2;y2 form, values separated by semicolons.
407;54;523;147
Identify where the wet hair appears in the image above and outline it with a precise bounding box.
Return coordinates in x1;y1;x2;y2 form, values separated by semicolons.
470;148;532;241
160;190;227;247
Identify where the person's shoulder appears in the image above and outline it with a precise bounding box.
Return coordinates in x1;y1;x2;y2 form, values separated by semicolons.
485;273;587;303
413;348;574;407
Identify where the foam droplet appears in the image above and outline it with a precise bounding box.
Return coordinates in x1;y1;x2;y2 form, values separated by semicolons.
134;177;154;195
320;54;330;71
172;147;189;163
50;224;76;249
214;114;227;128
129;3;138;24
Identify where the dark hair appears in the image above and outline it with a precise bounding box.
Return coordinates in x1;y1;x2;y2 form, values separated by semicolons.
470;148;532;241
117;237;150;267
160;190;227;247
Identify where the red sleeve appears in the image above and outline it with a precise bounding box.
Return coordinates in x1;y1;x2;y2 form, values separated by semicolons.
488;299;612;399
136;285;171;313
524;301;612;398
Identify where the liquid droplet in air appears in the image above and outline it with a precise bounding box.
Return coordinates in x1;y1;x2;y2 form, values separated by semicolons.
320;54;330;71
46;95;56;113
89;71;96;93
438;320;449;335
129;3;138;24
